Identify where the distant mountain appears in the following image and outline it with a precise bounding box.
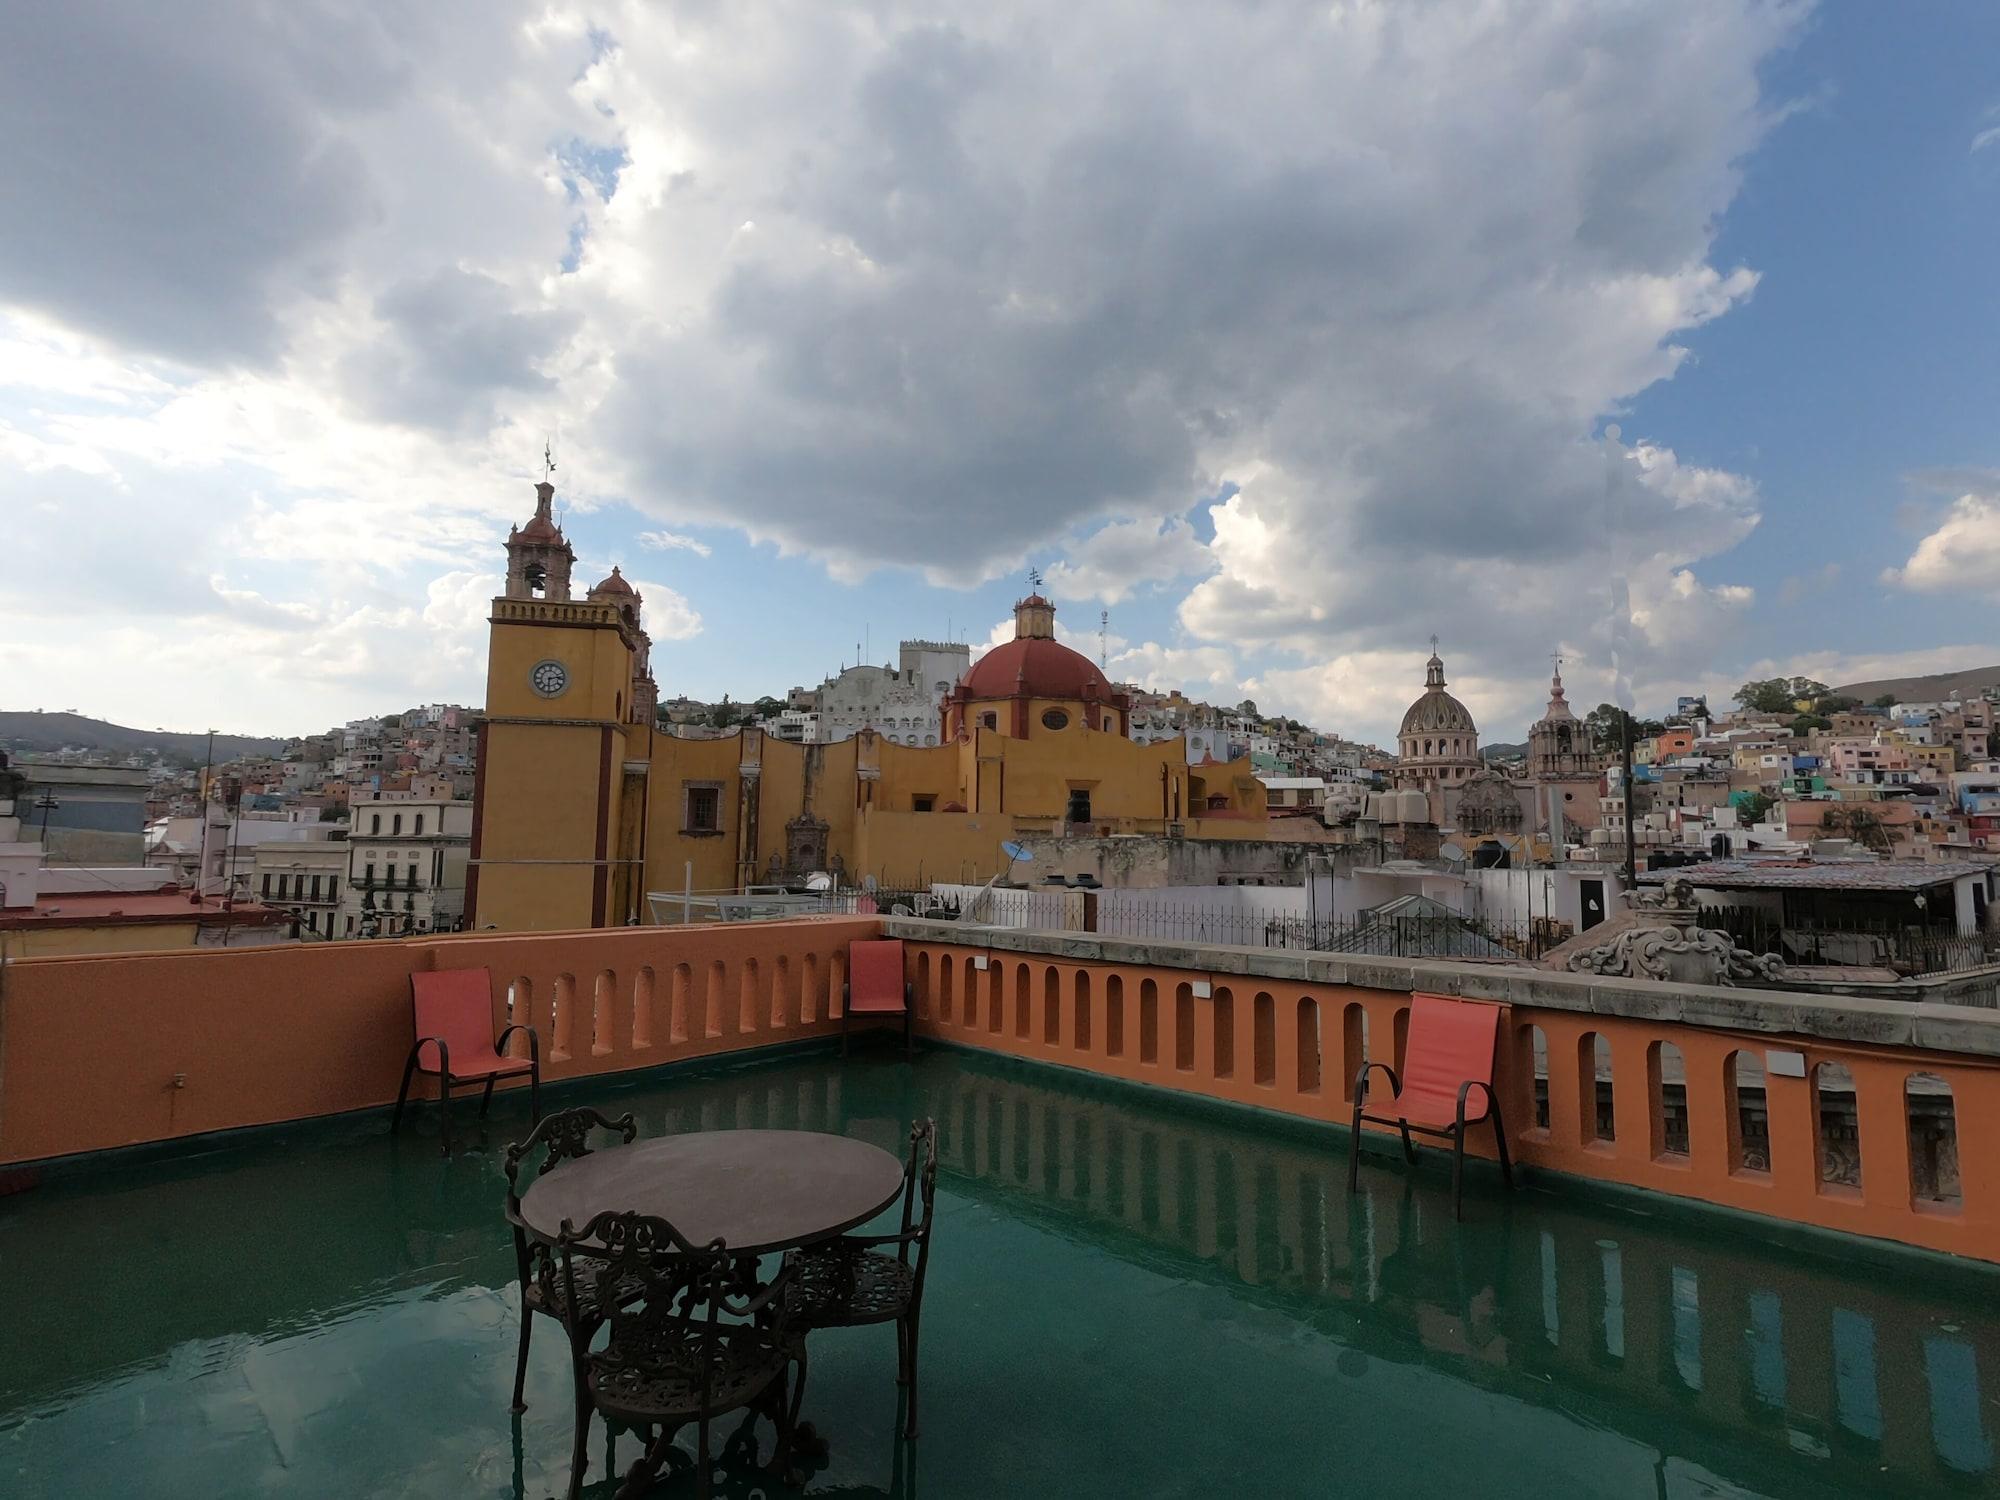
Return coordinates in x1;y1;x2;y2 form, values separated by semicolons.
1481;741;1527;762
1832;664;2000;704
0;712;286;766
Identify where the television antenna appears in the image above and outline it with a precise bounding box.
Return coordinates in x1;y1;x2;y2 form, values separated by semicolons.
1100;609;1109;670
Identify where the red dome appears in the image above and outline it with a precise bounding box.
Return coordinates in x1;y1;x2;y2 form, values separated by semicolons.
959;636;1113;700
591;566;635;595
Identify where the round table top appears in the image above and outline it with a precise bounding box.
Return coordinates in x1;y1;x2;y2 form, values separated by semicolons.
518;1129;906;1256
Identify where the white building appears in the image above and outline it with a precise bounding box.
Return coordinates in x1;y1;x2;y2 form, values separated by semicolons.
338;799;472;937
811;639;971;746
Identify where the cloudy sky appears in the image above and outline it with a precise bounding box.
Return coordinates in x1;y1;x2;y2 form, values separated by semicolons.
3;2;1996;747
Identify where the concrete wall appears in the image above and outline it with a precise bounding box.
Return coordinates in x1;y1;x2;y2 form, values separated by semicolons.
885;916;2000;1265
0;917;877;1165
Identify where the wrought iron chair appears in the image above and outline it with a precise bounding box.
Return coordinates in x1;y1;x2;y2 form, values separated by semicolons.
558;1210;805;1500
1346;994;1513;1220
392;967;539;1152
503;1107;640;1430
784;1118;939;1438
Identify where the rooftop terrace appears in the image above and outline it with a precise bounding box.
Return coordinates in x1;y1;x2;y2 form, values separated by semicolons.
4;914;2000;1495
6;1046;1998;1498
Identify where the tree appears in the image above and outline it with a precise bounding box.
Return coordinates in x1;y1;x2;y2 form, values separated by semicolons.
1789;713;1831;736
1817;693;1861;715
1735;790;1774;826
1871;693;1898;710
1820;804;1892;854
1733;678;1794;714
1584;703;1664;751
1236;699;1259;718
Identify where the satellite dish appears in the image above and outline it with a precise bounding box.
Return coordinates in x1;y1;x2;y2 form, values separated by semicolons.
1440;842;1465;863
1001;841;1033;864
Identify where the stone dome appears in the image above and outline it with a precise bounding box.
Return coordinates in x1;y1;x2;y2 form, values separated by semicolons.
1399;653;1477;736
590;566;635;596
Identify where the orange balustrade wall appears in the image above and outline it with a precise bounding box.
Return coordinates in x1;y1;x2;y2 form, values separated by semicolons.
899;938;2000;1265
0;919;875;1166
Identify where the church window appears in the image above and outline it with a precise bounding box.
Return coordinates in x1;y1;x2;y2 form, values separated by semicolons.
913;795;935;813
1066;789;1093;824
683;783;722;835
1043;709;1070;731
980;712;997;731
925;734;937;746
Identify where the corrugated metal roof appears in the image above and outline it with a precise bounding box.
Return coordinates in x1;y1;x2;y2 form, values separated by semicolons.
1638;859;1990;891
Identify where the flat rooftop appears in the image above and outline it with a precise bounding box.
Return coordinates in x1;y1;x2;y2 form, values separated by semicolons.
1640;859;1992;892
4;1046;1996;1497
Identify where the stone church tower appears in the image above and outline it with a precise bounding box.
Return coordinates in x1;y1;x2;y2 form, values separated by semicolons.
503;481;575;601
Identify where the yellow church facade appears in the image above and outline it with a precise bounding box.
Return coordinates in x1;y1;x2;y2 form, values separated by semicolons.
468;488;1268;932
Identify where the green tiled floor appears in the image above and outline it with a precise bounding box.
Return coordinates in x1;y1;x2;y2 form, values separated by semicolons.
3;1044;1996;1497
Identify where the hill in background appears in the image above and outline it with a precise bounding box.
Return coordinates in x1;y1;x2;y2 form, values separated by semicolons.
0;711;287;767
1832;663;2000;704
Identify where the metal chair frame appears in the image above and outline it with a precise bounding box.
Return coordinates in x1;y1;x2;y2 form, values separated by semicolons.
559;1210;805;1500
503;1107;640;1425
1346;1060;1513;1220
785;1118;939;1438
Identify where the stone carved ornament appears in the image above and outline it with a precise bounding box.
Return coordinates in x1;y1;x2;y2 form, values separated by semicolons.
1564;876;1787;986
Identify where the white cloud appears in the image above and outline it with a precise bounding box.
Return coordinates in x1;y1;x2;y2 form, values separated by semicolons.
625;577;704;642
0;2;1820;737
1044;516;1214;606
637;529;713;558
1108;642;1241;698
1882;490;2000;602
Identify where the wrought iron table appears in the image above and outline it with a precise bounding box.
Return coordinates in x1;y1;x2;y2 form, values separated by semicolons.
517;1128;905;1252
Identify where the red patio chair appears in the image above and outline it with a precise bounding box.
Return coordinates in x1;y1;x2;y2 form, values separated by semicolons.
842;939;912;1056
392;967;540;1151
1346;993;1512;1219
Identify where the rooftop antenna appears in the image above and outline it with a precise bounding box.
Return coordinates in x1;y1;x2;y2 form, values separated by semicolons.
1100;608;1109;670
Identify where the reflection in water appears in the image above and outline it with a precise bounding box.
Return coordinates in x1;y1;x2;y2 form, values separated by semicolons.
0;1046;1995;1499
912;1051;1996;1498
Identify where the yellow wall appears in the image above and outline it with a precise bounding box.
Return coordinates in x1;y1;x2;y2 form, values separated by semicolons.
475;600;637;931
2;921;202;959
477;594;1276;925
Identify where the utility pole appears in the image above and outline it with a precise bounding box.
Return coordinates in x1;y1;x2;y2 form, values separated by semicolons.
1622;712;1637;888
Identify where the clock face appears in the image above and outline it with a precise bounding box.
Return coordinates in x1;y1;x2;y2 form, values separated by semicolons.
529;659;569;698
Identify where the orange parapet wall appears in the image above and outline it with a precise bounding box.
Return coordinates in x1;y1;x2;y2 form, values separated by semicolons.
0;918;878;1166
891;926;2000;1266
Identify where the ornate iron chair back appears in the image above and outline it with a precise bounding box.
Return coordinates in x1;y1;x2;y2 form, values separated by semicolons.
899;1118;941;1297
558;1210;796;1424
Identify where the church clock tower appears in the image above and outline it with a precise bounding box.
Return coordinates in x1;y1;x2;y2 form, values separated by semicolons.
468;478;655;931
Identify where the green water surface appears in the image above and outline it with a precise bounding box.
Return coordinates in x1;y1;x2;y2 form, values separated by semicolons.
2;1044;1995;1498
